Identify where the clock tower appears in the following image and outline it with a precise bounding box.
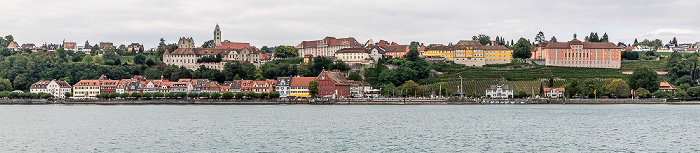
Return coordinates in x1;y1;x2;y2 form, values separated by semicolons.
214;24;222;47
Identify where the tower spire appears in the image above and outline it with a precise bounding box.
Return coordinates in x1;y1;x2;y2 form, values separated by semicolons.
214;24;222;47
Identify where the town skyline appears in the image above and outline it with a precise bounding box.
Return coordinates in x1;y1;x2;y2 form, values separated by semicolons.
2;0;698;48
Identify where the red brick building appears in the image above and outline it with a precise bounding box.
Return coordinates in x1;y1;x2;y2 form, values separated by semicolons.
315;70;350;98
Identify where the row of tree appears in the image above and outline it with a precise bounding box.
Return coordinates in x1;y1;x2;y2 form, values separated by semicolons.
0;91;54;99
94;91;281;99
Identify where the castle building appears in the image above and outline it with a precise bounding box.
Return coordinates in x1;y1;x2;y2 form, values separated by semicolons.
531;39;622;69
296;36;362;58
163;25;260;70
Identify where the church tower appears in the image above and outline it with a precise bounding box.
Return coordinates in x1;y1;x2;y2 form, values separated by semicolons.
214;24;222;47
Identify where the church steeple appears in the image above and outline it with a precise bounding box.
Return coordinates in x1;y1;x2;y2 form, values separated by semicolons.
214;24;222;47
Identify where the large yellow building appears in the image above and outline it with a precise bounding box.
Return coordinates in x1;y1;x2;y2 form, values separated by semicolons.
72;80;101;99
482;46;512;64
422;40;512;66
424;46;455;60
290;77;316;98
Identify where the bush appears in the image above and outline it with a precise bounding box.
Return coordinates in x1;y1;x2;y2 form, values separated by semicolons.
269;92;280;98
222;92;234;99
130;92;142;99
199;92;211;99
235;92;245;99
141;93;153;99
652;90;671;98
176;92;187;99
165;92;176;99
687;87;700;97
210;92;221;99
120;93;129;99
634;88;651;98
187;93;199;98
245;92;257;99
110;93;120;99
153;92;165;98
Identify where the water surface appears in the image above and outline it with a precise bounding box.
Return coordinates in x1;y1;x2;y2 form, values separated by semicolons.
1;105;699;152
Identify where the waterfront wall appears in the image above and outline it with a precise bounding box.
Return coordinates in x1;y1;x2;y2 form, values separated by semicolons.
530;98;666;104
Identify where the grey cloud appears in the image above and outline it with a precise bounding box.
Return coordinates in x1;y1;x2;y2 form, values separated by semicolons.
1;0;698;49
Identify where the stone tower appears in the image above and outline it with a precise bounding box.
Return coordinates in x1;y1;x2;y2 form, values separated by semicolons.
214;24;222;47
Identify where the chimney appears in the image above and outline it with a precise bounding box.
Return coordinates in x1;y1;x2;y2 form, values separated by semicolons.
491;41;496;46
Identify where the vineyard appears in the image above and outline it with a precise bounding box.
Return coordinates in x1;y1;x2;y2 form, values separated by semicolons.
424;80;570;96
423;66;624;83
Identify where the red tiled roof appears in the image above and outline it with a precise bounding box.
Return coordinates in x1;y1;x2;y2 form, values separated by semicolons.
291;77;316;87
659;82;674;90
427;46;453;51
298;37;361;49
74;80;101;86
384;45;409;53
216;42;251;50
542;39;621;49
481;45;510;50
336;48;368;54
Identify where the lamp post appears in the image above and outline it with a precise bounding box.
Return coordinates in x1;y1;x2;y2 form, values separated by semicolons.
459;75;463;99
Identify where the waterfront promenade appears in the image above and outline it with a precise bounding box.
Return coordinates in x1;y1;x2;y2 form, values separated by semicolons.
0;98;671;105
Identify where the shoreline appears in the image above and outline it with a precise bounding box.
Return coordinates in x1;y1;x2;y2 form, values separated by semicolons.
0;99;695;105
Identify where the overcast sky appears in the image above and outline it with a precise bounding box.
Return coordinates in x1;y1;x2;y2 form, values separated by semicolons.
2;0;699;49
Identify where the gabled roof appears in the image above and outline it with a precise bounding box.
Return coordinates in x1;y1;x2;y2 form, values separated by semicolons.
336;48;368;54
481;45;510;50
542;39;621;49
297;37;361;49
544;88;566;92
74;80;101;86
290;77;316;87
384;45;409;53
216;42;251;50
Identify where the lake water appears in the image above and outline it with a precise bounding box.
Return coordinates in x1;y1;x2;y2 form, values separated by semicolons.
1;104;699;152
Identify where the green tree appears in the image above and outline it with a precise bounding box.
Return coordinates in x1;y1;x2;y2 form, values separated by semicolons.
565;79;582;97
270;92;280;98
186;93;198;99
652;90;671;98
130;92;142;99
273;45;299;58
634;88;651;98
201;40;214;48
153;92;165;98
235;92;245;99
120;93;129;99
199;92;211;99
64;92;73;98
309;81;319;98
0;78;11;91
245;92;257;99
472;34;491;45
535;31;545;44
512;38;533;59
347;72;363;81
400;80;420;97
629;66;659;92
134;54;146;64
222;92;234;99
210;92;221;99
675;89;689;99
605;79;630;98
12;75;27;91
82;55;93;63
687;87;700;97
331;60;350;72
550;36;558;42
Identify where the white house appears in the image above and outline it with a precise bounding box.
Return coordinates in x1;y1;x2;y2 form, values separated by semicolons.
276;77;291;98
485;85;513;99
544;88;566;98
29;79;72;99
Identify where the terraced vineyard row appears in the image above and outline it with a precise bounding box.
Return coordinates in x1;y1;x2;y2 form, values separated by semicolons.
424;80;571;96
